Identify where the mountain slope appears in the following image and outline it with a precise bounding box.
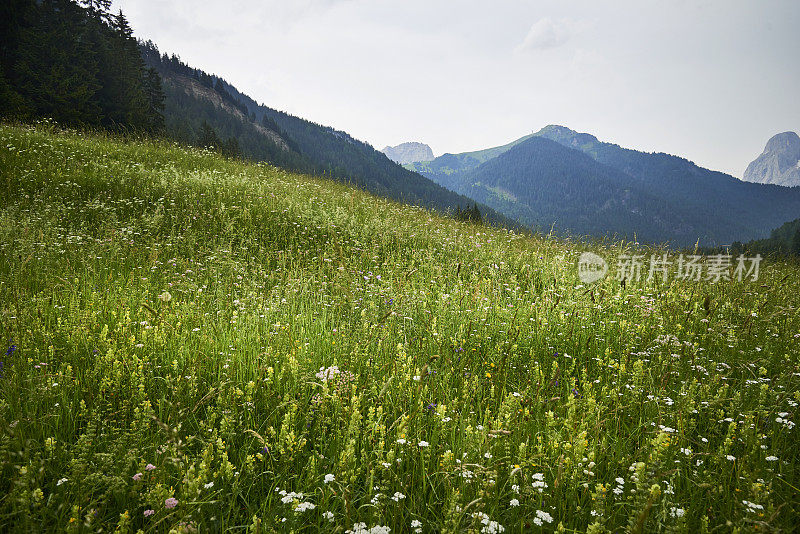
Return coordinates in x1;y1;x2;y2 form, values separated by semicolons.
534;125;800;241
407;133;536;176
413;125;800;246
743;132;800;187
440;136;718;244
140;42;515;227
4;122;800;534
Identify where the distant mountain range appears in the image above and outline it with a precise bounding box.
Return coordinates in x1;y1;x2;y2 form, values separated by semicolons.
743;132;800;187
407;126;800;247
138;42;516;228
382;142;434;165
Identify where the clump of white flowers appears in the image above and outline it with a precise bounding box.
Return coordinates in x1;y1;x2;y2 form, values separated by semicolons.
531;472;548;493
347;523;391;534
533;510;554;526
473;512;504;533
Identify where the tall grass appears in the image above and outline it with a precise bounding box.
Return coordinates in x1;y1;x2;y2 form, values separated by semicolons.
0;123;797;532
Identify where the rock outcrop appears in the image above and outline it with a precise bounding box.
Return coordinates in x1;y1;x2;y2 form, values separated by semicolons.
382;142;434;164
743;132;800;187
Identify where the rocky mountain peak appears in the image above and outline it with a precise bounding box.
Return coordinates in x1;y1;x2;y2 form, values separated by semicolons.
743;131;800;187
764;131;800;154
382;142;434;165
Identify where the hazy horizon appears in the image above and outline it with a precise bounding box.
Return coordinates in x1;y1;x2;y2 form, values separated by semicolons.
112;0;799;177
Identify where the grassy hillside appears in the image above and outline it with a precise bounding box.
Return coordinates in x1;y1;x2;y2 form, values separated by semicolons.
1;123;799;532
138;43;515;229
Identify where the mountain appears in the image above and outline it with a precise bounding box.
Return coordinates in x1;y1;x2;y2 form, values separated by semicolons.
742;132;800;187
139;42;515;228
429;136;716;244
382;142;434;164
411;125;800;246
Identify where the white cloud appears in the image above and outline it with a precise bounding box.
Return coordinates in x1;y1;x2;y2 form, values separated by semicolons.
516;17;584;52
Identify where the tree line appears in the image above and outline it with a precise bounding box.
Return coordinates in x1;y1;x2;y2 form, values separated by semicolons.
1;0;164;134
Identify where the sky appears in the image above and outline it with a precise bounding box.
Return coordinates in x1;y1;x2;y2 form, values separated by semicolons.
112;0;800;177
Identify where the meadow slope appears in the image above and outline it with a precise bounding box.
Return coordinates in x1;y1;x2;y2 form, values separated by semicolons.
0;123;798;533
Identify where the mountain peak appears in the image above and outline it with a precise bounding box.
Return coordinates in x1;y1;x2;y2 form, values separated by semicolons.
382;142;434;164
535;125;598;147
764;131;800;154
743;131;800;187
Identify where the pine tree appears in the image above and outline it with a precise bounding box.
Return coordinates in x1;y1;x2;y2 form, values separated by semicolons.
197;121;221;149
10;0;102;125
791;228;800;256
143;67;165;133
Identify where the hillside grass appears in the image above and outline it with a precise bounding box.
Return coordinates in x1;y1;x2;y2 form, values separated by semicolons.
0;123;798;533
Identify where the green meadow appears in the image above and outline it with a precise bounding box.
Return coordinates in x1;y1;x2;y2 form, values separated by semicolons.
0;123;798;533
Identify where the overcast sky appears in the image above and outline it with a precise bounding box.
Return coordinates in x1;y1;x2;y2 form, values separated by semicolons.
112;0;799;177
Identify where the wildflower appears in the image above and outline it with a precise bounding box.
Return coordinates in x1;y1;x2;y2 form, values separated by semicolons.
132;472;143;481
144;509;155;517
145;464;156;471
726;455;736;461
664;506;684;518
533;510;553;526
510;498;520;507
743;500;764;512
157;291;172;302
295;502;315;512
279;490;303;504
418;441;429;447
324;473;335;484
204;481;214;489
531;473;548;493
765;456;778;462
347;523;391;534
411;519;423;533
57;478;68;486
391;492;406;501
397;438;406;445
473;511;505;533
324;511;334;522
316;365;341;382
164;497;178;509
